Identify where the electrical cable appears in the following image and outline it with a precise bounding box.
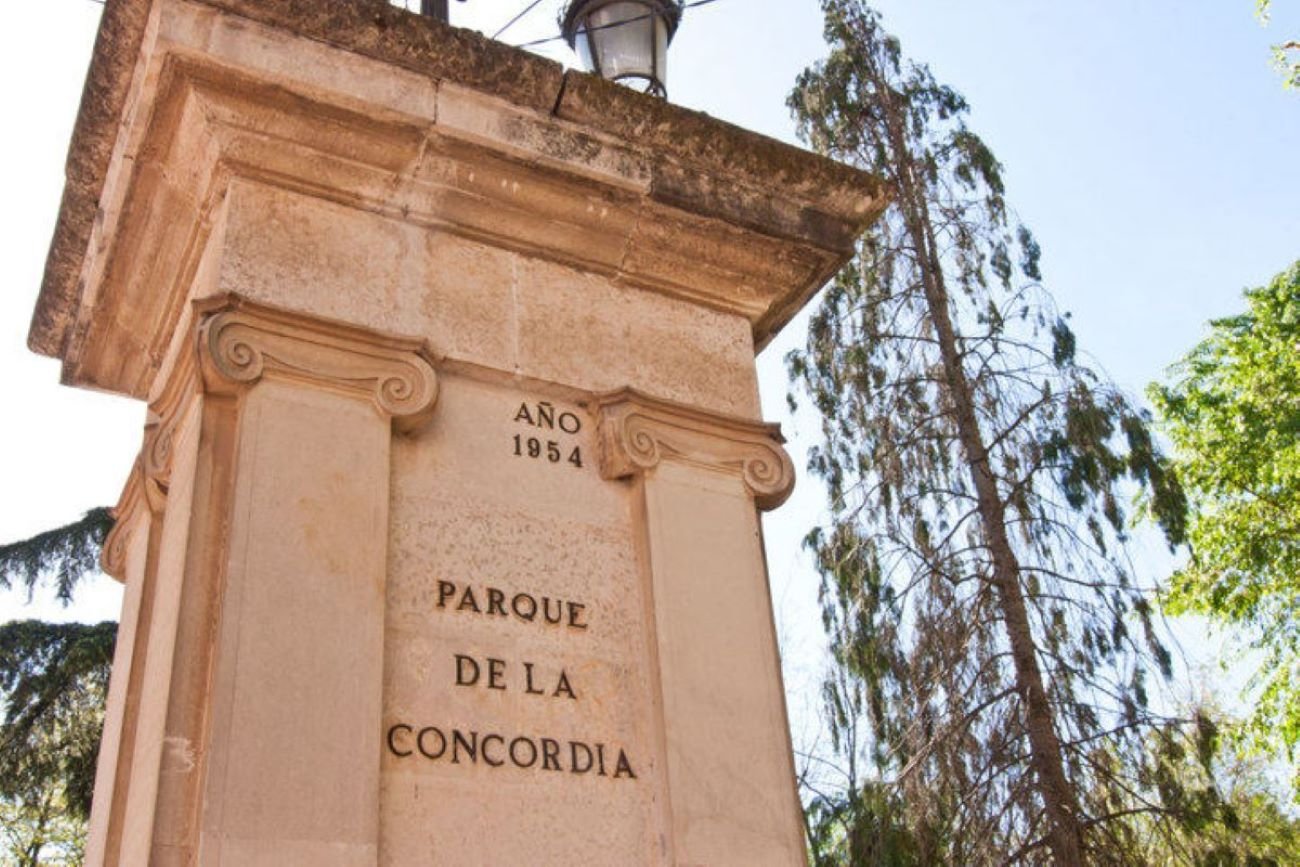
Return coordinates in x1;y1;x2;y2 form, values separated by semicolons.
78;0;725;52
492;0;548;39
512;0;724;50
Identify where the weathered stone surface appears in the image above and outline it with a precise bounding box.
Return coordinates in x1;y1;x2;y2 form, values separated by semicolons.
30;0;155;358
555;70;881;223
383;376;660;864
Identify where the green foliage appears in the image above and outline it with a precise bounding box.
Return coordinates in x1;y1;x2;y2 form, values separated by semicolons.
789;1;1202;861
0;512;117;863
1124;710;1300;866
1272;42;1300;89
0;620;116;817
1150;260;1300;794
0;619;115;866
800;665;927;864
0;795;87;867
1255;0;1300;89
0;508;113;605
805;782;919;866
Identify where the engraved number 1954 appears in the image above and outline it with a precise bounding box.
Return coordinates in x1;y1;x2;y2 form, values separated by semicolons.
513;434;583;468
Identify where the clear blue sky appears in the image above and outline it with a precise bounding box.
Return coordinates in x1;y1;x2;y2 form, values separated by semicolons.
666;0;1300;392
1;0;1296;755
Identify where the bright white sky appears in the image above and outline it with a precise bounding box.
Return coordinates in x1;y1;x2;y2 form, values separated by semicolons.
2;0;1297;777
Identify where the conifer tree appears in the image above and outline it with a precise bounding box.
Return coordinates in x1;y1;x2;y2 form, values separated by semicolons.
0;510;116;858
788;2;1200;861
0;620;114;864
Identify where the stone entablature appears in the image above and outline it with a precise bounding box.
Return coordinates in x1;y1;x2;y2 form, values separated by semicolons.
29;0;884;401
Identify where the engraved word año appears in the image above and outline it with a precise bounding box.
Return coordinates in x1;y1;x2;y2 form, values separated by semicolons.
512;400;583;468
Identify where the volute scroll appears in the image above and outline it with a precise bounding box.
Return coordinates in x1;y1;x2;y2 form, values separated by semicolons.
101;460;147;582
194;294;440;433
594;388;795;510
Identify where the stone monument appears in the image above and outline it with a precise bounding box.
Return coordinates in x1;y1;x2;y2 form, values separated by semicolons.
29;1;883;863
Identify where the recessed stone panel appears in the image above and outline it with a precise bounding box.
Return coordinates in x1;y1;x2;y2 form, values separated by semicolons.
383;374;661;863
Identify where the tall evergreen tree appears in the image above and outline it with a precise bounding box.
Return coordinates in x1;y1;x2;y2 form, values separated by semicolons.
0;509;116;859
787;2;1198;861
0;620;115;865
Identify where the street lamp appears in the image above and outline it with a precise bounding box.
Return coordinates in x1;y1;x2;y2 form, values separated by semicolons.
561;0;683;98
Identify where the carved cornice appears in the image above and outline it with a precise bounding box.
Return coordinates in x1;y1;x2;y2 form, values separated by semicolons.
195;295;440;433
593;388;795;510
34;3;883;398
102;459;148;582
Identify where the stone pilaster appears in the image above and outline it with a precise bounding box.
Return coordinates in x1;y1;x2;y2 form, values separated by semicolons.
88;462;148;865
595;387;795;510
91;345;203;866
94;296;438;866
594;389;806;866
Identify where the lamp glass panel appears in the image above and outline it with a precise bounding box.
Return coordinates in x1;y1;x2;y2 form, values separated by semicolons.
652;15;667;84
580;2;660;85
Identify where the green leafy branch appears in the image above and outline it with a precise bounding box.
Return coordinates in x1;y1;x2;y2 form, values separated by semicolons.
1256;0;1299;88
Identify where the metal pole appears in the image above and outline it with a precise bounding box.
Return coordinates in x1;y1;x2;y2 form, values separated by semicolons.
420;0;449;22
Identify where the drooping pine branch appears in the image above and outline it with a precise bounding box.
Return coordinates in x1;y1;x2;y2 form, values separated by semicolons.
0;619;116;820
0;508;114;605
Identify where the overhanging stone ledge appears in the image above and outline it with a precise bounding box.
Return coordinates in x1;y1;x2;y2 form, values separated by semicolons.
30;0;884;377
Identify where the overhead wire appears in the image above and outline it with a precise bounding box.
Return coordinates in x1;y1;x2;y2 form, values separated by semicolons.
512;0;725;50
77;0;727;54
492;0;548;40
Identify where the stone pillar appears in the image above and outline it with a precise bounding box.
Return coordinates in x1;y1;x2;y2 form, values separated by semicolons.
29;1;884;864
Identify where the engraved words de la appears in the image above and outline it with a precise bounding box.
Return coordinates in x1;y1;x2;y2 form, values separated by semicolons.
385;400;638;782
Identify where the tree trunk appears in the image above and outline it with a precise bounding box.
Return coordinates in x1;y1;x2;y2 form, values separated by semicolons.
878;85;1085;865
21;833;43;867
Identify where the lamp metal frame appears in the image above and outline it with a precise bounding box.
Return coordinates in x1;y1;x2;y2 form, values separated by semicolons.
561;0;683;98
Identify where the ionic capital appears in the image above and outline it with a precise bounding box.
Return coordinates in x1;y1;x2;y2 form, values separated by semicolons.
142;345;200;500
594;388;795;510
102;460;148;582
194;295;440;433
